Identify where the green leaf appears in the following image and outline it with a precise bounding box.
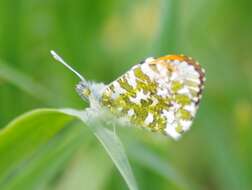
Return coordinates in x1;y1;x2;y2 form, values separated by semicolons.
0;108;138;190
61;108;138;190
0;109;78;190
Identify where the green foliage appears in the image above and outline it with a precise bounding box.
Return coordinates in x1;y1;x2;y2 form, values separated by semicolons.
0;109;138;190
0;61;55;104
61;108;138;190
0;109;76;190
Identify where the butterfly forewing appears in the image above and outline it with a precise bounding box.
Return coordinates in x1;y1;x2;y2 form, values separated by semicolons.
101;55;205;139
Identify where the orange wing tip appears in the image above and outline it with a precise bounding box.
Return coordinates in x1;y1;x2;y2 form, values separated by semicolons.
157;55;185;61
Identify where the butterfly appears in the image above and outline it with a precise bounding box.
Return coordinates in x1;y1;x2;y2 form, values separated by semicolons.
51;51;205;140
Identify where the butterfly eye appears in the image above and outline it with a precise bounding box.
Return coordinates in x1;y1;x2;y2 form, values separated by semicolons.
83;88;91;97
76;82;91;101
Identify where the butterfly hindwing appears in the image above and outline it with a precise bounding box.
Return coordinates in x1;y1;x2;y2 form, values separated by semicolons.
101;55;205;139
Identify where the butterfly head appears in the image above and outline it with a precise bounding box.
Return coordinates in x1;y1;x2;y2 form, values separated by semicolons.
76;81;91;102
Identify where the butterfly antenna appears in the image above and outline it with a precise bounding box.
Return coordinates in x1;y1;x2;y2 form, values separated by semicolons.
50;50;86;82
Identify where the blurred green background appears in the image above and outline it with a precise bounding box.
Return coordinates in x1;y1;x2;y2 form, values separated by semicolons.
0;0;252;190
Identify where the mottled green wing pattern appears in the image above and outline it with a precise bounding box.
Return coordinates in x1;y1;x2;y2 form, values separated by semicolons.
101;55;205;139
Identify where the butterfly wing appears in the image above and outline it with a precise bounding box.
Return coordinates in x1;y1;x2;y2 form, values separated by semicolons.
101;55;205;139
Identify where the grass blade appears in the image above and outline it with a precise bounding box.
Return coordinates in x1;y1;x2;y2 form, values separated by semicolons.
153;0;181;54
61;108;139;190
0;60;55;104
0;108;138;190
0;109;77;190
